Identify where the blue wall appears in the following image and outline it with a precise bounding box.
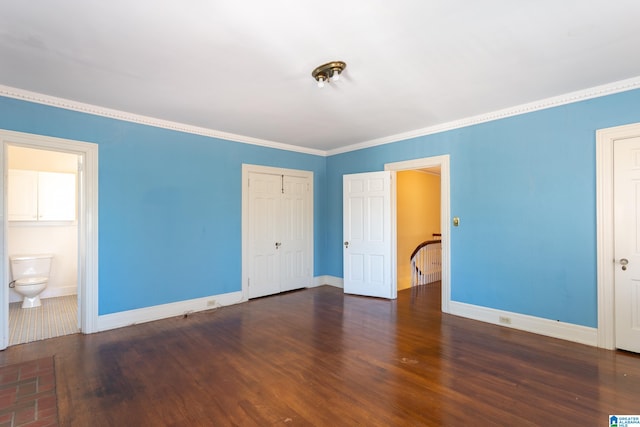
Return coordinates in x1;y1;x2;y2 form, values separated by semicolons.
2;88;640;327
0;96;326;315
326;89;640;328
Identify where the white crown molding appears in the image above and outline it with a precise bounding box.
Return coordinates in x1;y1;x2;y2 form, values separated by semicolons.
327;76;640;156
2;76;640;158
0;85;326;157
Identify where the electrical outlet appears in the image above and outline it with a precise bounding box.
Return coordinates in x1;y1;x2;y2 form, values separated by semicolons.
499;316;512;325
207;299;217;307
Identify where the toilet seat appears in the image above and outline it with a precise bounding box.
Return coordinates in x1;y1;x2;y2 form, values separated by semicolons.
16;277;48;286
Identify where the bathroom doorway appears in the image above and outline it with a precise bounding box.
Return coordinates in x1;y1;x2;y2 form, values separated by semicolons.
6;145;80;345
0;129;99;349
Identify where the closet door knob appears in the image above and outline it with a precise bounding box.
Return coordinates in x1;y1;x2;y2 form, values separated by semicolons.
620;258;629;270
344;241;349;248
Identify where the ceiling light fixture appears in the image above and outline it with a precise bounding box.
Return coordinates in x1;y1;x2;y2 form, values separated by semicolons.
312;61;346;88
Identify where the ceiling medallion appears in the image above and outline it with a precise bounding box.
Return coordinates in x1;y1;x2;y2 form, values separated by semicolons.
311;61;346;88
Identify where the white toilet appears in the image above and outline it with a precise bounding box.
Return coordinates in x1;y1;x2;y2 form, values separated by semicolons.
9;254;53;308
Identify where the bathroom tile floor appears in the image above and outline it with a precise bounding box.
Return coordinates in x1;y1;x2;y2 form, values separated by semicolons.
9;296;78;346
0;357;58;426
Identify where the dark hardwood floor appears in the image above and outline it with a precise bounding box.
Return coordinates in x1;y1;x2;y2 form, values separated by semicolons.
1;284;639;426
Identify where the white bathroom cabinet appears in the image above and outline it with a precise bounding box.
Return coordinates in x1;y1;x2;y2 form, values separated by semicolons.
8;169;76;221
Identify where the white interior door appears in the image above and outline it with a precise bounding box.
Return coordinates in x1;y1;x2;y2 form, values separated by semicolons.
614;136;640;353
343;171;396;299
248;172;281;299
280;175;311;292
245;167;313;299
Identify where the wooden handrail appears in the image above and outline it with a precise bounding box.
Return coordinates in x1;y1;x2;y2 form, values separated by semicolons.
410;239;442;261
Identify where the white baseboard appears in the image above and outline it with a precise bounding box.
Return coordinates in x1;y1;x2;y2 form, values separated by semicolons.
312;275;343;289
42;286;77;299
97;291;245;332
9;285;77;303
94;284;595;347
449;301;598;347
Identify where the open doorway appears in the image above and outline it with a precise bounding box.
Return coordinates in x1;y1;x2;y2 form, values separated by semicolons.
385;155;451;313
396;167;441;293
0;129;99;350
6;145;80;345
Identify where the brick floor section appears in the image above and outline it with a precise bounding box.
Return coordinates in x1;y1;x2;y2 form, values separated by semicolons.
0;357;58;427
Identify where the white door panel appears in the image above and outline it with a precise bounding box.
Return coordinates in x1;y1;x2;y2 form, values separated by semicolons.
343;171;396;299
614;136;640;353
281;176;310;292
248;173;281;298
247;169;312;299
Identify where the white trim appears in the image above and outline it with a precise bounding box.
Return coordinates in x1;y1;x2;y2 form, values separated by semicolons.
97;291;243;332
0;85;325;157
385;155;451;313
312;275;343;288
596;122;640;349
81;136;99;334
328;76;640;155
41;286;77;299
449;301;598;347
0;129;99;349
241;164;314;300
2;77;640;158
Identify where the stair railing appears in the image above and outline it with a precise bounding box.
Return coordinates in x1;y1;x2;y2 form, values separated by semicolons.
410;239;442;286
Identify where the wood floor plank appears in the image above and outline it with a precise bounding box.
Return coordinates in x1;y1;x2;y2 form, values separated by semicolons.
1;284;639;426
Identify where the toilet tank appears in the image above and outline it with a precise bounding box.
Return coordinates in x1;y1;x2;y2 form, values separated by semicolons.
10;254;53;280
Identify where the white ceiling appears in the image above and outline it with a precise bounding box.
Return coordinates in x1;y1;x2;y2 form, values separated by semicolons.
1;1;639;153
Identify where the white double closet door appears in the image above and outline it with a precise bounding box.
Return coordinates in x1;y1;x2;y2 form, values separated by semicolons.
246;166;313;299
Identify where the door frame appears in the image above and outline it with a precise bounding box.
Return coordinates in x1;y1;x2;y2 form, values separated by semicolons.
596;122;640;349
241;164;314;300
0;129;99;349
385;155;451;313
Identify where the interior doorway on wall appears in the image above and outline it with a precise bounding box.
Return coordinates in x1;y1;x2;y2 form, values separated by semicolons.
396;167;442;301
241;164;314;301
596;122;640;352
6;145;81;345
385;155;451;313
1;129;99;350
